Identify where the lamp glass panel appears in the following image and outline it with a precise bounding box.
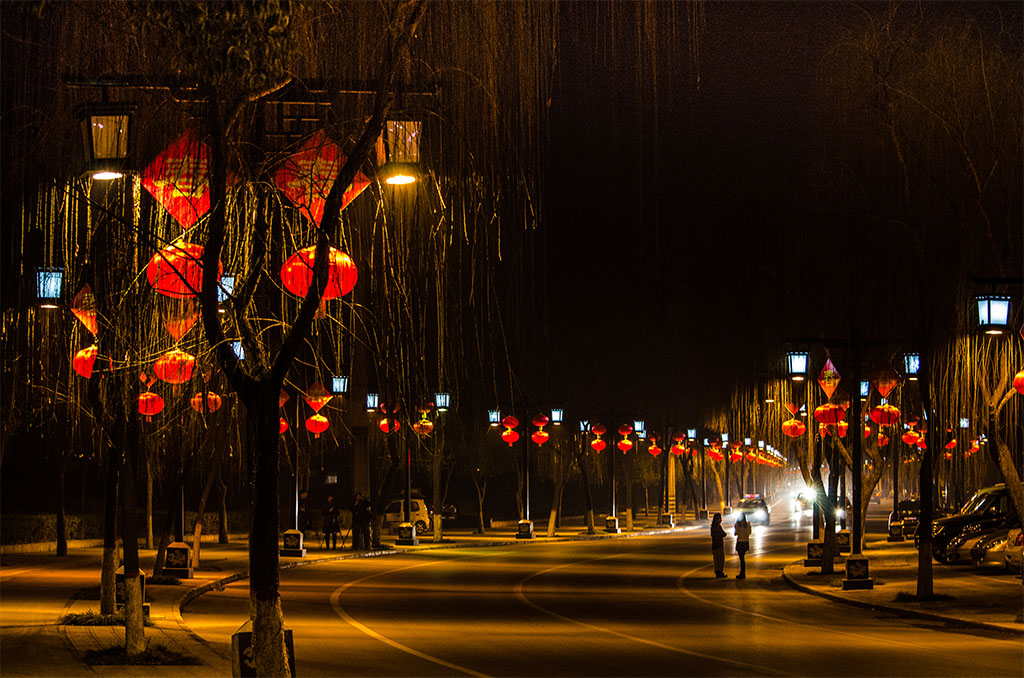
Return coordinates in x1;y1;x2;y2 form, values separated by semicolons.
488;409;500;424
217;275;235;302
435;392;450;410
687;428;697;439
579;420;589;432
551;408;564;424
231;341;245;360
721;433;729;443
977;296;1010;327
633;420;644;434
860;380;870;397
366;393;379;410
387;120;421;164
904;353;920;375
960;417;970;429
331;376;349;395
90;114;130;160
786;351;808;375
36;268;62;301
744;437;752;446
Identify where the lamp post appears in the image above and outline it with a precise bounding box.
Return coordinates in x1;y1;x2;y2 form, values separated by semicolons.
76;99;134;180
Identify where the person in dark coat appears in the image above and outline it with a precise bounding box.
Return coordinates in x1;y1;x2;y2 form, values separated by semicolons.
323;495;340;550
710;513;727;578
351;492;373;550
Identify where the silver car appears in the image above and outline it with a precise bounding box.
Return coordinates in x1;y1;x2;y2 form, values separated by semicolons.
1004;528;1023;573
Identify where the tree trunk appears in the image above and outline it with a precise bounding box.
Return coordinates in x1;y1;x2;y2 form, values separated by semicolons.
546;451;565;537
218;467;229;544
118;413;145;658
191;444;224;569
432;438;443;542
473;475;487;534
100;447;119;615
573;446;595;534
145;451;154;549
153;460;191;577
56;452;67;557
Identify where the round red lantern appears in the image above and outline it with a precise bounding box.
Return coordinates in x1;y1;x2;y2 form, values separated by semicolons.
648;442;662;456
813;403;845;425
379;417;400;434
864;424;872;438
730;450;742;463
147;242;222;299
306;414;329;438
917;438;927;449
531;430;550;445
501;429;520;446
835;420;849;438
781;418;806;438
280;246;357;300
869;404;901;425
190;391;222;413
591;438;606;453
671;443;686;455
944;437;957;450
279;417;289;435
532;413;550;428
138;392;164;421
901;430;920;446
617;438;633;453
707;447;724;461
617;424;633;437
412;418;434;436
502;415;519;429
591;423;607;436
153;348;195;384
1015;370;1024;395
73;345;98;378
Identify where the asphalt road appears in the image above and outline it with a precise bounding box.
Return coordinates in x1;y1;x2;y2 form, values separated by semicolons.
183;503;1023;677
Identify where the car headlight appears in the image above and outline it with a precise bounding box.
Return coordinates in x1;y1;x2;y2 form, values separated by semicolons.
989;537;1007;549
949;535;965;547
962;523;982;535
755;510;767;520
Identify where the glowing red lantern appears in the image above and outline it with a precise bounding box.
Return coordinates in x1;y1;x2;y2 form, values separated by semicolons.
279;389;290;407
532;414;550;428
279;417;289;434
944;438;957;450
379;417;400;434
190;391;222;413
648;442;662;456
280;246;358;300
730;450;742;463
153;348;195;384
303;382;332;413
707;447;724;461
864;424;872;438
813;403;845;425
617;438;633;453
782;418;806;438
138;392;164;421
617;424;633;436
869;404;900;425
502;415;519;429
901;430;920;445
306;414;329;438
147;241;222;299
502;429;520;446
591;438;606;452
73;345;98;378
591;423;607;436
671;443;686;455
878;433;890;446
917;438;927;449
412;418;434;436
71;284;98;335
1014;370;1024;395
531;430;550;445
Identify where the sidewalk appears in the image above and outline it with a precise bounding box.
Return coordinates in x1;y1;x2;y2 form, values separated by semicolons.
782;538;1024;635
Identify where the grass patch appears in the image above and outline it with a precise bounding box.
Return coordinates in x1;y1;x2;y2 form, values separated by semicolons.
60;610;125;626
894;591;956;603
83;643;202;666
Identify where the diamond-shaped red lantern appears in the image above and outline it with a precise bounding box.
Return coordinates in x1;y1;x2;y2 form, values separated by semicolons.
817;358;841;399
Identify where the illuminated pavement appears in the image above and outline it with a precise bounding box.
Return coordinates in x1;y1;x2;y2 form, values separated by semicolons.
2;502;1021;676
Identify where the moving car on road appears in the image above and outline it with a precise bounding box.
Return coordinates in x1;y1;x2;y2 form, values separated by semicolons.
735;496;770;525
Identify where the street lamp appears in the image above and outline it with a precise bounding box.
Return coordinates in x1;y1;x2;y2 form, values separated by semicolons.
551;408;564;425
434;391;450;412
77;101;134;180
488;409;501;426
34;267;63;308
377;118;421;185
365;392;379;411
903;353;920;381
975;295;1011;335
330;375;349;395
786;351;809;381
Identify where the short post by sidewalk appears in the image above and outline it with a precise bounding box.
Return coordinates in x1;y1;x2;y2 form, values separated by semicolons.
887;519;905;542
232;620;295;677
397;522;418;545
659;512;675;527
279;529;306;558
115;567;150;620
836;529;852;554
163;541;193;579
604;515;620;534
804;539;823;567
842;554;874;590
697;508;709;520
516;519;535;539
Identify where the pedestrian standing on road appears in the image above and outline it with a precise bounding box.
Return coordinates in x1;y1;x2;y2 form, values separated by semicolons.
323;495;340;550
710;513;727;578
734;511;752;579
351;492;373;550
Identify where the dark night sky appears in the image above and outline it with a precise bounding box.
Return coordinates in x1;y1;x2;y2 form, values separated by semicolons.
542;1;851;419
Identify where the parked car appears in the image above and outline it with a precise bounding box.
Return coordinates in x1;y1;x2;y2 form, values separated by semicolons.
928;484;1011;563
382;498;432;533
970;522;1018;571
1004;528;1023;573
947;524;1003;565
431;504;458;521
889;499;920;537
734;496;770;525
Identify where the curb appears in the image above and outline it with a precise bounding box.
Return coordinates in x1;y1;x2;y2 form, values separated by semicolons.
780;561;1023;637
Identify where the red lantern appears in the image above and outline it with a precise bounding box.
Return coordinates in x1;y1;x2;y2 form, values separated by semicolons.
306;414;329;438
532;414;550;428
303;382;332;413
730;450;742;463
671;443;686;455
279;417;289;435
878;433;890;446
864;424;872;438
781;418;806;438
153;348;195;384
591;423;607;436
617;424;633;436
71;284;98;335
917;438;927;450
147;241;222;299
835;420;849;438
279;389;290;407
1014;370;1024;395
869;404;901;426
944;438;957;450
190;391;222;413
648;442;662;456
502;429;520;446
531;430;550;445
813;403;845;425
707;447;724;461
502;415;519;429
412;418;434;436
901;430;920;445
591;438;606;453
379;418;400;434
280;246;358;300
138;392;164;421
73;345;98;378
673;433;686;443
617;438;633;453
